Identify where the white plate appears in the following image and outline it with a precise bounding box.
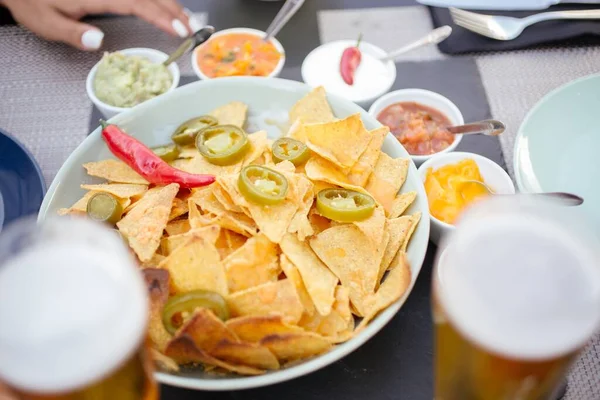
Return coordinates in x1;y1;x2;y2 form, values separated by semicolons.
38;77;430;391
515;74;600;234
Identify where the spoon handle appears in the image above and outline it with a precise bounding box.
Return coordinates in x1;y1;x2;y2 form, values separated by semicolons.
447;119;506;136
264;0;306;42
526;192;584;206
163;26;215;66
379;25;452;62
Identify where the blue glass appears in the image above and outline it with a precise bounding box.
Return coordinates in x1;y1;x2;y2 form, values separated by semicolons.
0;129;46;232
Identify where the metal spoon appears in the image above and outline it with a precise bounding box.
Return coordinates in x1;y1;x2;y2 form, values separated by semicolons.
263;0;306;42
462;180;584;207
163;26;215;66
447;119;506;136
378;25;452;62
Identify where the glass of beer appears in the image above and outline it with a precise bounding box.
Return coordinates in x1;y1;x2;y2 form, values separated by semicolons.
433;196;600;400
0;217;158;399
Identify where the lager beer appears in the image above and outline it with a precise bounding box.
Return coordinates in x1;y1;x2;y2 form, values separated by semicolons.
0;218;158;399
433;197;600;400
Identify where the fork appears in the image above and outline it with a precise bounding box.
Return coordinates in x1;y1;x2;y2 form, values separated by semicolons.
450;7;600;40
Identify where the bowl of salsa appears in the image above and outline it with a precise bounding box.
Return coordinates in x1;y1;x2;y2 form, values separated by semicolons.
192;28;285;80
369;89;463;165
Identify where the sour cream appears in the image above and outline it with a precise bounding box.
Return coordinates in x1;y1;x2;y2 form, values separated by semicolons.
301;40;396;106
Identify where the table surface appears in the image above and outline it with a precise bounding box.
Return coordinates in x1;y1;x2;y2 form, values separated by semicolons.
1;0;600;399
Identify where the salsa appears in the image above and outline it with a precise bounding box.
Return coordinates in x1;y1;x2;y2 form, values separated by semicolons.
196;33;282;78
377;102;455;156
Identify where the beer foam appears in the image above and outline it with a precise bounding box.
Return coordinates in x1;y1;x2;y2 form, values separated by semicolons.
0;218;148;393
437;198;600;360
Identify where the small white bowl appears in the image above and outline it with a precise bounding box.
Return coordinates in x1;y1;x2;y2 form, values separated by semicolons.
191;28;286;80
301;40;396;108
369;89;464;166
418;151;515;245
86;48;180;119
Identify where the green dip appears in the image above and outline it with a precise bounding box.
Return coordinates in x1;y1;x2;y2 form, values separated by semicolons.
93;52;173;108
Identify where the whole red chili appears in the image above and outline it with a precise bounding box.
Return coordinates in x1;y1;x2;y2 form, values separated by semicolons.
100;121;215;189
340;33;363;86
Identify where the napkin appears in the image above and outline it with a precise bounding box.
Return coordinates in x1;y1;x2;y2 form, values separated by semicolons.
429;4;600;54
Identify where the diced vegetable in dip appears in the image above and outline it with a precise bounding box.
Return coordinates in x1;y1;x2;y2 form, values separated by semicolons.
93;52;173;108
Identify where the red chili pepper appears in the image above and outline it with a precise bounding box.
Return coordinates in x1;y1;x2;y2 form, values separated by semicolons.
100;121;215;189
340;34;363;86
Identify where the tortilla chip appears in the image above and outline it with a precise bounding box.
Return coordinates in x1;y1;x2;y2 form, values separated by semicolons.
357;252;411;332
190;187;227;216
243;131;269;167
66;191;96;212
223;234;280;292
151;349;180;373
165;219;191;236
280;234;338;316
366;154;409;214
142;269;172;352
212;212;258;237
215;229;247;260
260;332;332;361
168;197;188;221
187;200;205;229
158;229;228;296
57;208;86;217
389;191;417;218
226;314;305;343
161;225;220;256
379;216;413;282
80;183;148;199
353;206;386;247
287;175;314;241
348;127;388;187
309;224;386;315
304;156;368;195
165;335;263;375
280;255;315;317
304;114;371;170
401;212;421;252
212;181;243;213
83;159;148;184
299;285;354;342
117;183;179;262
140;253;167;268
209;101;248;128
308;209;332;235
175;153;243;178
211;340;280;370
226;279;304;324
178;145;198;159
177;308;237;352
289;86;335;126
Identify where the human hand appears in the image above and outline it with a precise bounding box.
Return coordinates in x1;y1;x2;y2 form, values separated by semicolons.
3;0;203;51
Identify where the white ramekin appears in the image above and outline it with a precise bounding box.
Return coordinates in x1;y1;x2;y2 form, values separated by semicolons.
86;48;180;119
192;28;285;80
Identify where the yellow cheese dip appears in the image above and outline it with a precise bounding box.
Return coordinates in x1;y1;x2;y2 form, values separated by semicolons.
424;159;489;224
93;52;172;108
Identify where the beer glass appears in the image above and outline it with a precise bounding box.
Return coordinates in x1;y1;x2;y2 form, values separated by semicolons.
0;217;158;399
433;196;600;400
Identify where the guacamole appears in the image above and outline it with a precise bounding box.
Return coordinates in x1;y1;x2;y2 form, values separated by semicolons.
93;52;173;108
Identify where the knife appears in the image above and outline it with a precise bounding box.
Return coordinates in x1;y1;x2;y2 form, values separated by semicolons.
417;0;600;11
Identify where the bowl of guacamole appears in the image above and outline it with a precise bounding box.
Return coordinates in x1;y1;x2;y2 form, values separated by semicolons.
87;48;180;118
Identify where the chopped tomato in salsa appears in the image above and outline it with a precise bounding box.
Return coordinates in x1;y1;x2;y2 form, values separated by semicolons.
377;102;455;156
196;33;282;78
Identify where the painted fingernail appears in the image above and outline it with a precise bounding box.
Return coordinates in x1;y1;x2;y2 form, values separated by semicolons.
184;8;202;33
81;29;104;50
172;19;188;38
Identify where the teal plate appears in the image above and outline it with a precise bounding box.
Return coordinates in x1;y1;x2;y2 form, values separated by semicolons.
515;74;600;232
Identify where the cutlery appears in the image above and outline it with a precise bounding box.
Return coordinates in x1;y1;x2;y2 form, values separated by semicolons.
461;180;584;206
377;26;453;62
264;0;306;41
163;26;215;66
447;120;506;136
450;7;600;40
417;0;600;11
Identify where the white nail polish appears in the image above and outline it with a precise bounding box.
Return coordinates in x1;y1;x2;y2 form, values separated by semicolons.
184;8;203;33
81;29;104;50
172;19;188;38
